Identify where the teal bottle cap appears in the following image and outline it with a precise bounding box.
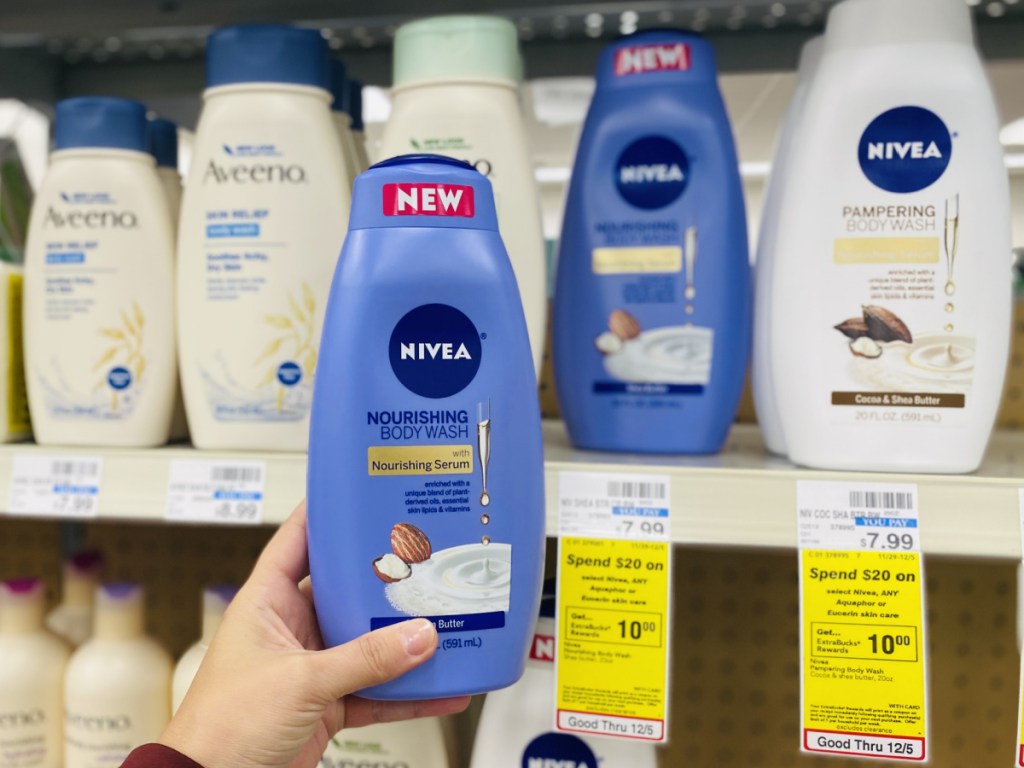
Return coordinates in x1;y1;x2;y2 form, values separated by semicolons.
393;15;521;87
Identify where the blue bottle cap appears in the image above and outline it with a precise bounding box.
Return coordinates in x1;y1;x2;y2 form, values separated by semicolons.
348;80;365;130
55;97;147;152
596;30;718;88
350;154;498;232
206;24;330;90
146;117;178;168
539;577;556;618
329;59;348;113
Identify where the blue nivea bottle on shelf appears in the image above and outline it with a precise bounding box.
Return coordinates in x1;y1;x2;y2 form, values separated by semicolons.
308;155;545;700
554;31;751;454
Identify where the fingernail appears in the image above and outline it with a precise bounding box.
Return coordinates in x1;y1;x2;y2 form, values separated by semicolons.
402;619;436;656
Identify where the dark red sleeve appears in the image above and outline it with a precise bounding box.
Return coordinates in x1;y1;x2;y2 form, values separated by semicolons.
120;744;205;768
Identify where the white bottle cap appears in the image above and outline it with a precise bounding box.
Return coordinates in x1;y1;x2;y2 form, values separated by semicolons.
824;0;974;53
796;36;824;85
0;578;46;633
94;583;145;640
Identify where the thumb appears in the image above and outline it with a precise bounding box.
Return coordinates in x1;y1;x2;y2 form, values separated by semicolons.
311;619;438;701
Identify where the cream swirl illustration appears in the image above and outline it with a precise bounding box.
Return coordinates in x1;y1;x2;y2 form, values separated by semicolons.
385;543;512;615
603;325;714;385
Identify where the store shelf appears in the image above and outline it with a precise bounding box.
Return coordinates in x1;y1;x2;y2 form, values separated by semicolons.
0;422;1021;559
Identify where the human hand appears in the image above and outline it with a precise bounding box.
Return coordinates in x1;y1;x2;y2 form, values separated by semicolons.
161;502;469;768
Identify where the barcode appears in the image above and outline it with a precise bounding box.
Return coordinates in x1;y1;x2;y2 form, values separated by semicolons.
849;491;913;510
608;481;667;500
212;466;263;483
51;461;99;477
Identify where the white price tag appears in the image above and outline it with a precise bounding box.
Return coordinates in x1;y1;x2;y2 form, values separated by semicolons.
165;460;266;524
8;454;102;518
558;471;671;542
797;480;920;552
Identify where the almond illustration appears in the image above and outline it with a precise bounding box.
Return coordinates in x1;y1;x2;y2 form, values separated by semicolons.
862;305;913;344
834;317;870;340
608;309;641;340
391;523;432;564
373;554;411;583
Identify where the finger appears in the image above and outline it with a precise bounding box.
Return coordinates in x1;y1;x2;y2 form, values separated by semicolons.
341;695;471;729
251;500;310;585
311;618;438;701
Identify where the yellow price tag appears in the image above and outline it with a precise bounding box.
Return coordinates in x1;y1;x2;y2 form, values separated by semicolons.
801;550;927;759
556;536;671;742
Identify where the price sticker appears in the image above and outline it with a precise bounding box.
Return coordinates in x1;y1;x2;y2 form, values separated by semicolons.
7;454;102;518
165;460;266;524
555;471;671;742
798;480;927;761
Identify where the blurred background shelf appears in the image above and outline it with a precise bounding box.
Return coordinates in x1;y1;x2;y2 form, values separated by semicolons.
0;423;1021;560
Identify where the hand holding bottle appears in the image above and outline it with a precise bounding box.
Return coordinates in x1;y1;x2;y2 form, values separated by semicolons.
160;502;469;768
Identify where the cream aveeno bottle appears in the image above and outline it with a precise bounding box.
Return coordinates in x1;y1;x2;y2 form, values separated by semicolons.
378;16;547;376
0;580;70;768
171;586;235;713
320;719;449;768
64;584;171;768
751;36;823;456
767;0;1011;473
45;551;103;648
470;585;657;768
177;24;349;451
329;59;363;189
23;98;177;447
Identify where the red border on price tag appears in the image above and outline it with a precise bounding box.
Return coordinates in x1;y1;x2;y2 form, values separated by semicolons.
803;728;925;761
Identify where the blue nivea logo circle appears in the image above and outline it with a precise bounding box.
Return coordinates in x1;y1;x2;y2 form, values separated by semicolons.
276;361;302;387
389;304;481;399
521;733;598;768
614;136;689;210
857;106;952;193
107;366;132;390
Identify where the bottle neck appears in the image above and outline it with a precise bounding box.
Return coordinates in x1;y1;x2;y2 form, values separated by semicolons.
63;572;97;610
0;600;44;634
94;604;143;641
200;608;224;645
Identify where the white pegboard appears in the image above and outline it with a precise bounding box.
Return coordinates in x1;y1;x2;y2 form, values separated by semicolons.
0;520;1019;767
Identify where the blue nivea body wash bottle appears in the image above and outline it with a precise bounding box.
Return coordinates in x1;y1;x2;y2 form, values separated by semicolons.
308;155;545;699
553;32;751;454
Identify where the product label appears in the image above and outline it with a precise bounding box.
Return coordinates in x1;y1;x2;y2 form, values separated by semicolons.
826;106;969;427
63;710;140;768
8;454;101;518
382;183;474;217
34;188;167;422
361;302;510;646
188;136;344;424
614;43;691;76
555;471;671;742
7;272;29;435
0;706;53;768
798;480;927;761
583;134;713;405
165;459;265;524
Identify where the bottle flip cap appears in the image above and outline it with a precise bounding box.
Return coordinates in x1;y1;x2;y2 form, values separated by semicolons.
146;118;178;168
0;578;43;604
68;550;104;576
350;154;499;232
55;97;147;152
595;30;718;89
393;15;521;87
330;59;349;114
204;584;238;613
347;80;365;131
206;24;330;90
98;582;143;608
824;0;973;53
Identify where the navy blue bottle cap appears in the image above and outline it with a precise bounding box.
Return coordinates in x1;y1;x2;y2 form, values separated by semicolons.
596;30;718;87
351;153;498;232
146;117;177;167
206;24;330;90
330;59;348;113
539;577;556;619
55;97;147;152
348;80;365;130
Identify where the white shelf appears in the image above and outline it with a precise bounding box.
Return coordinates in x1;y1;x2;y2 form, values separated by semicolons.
0;422;1021;559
